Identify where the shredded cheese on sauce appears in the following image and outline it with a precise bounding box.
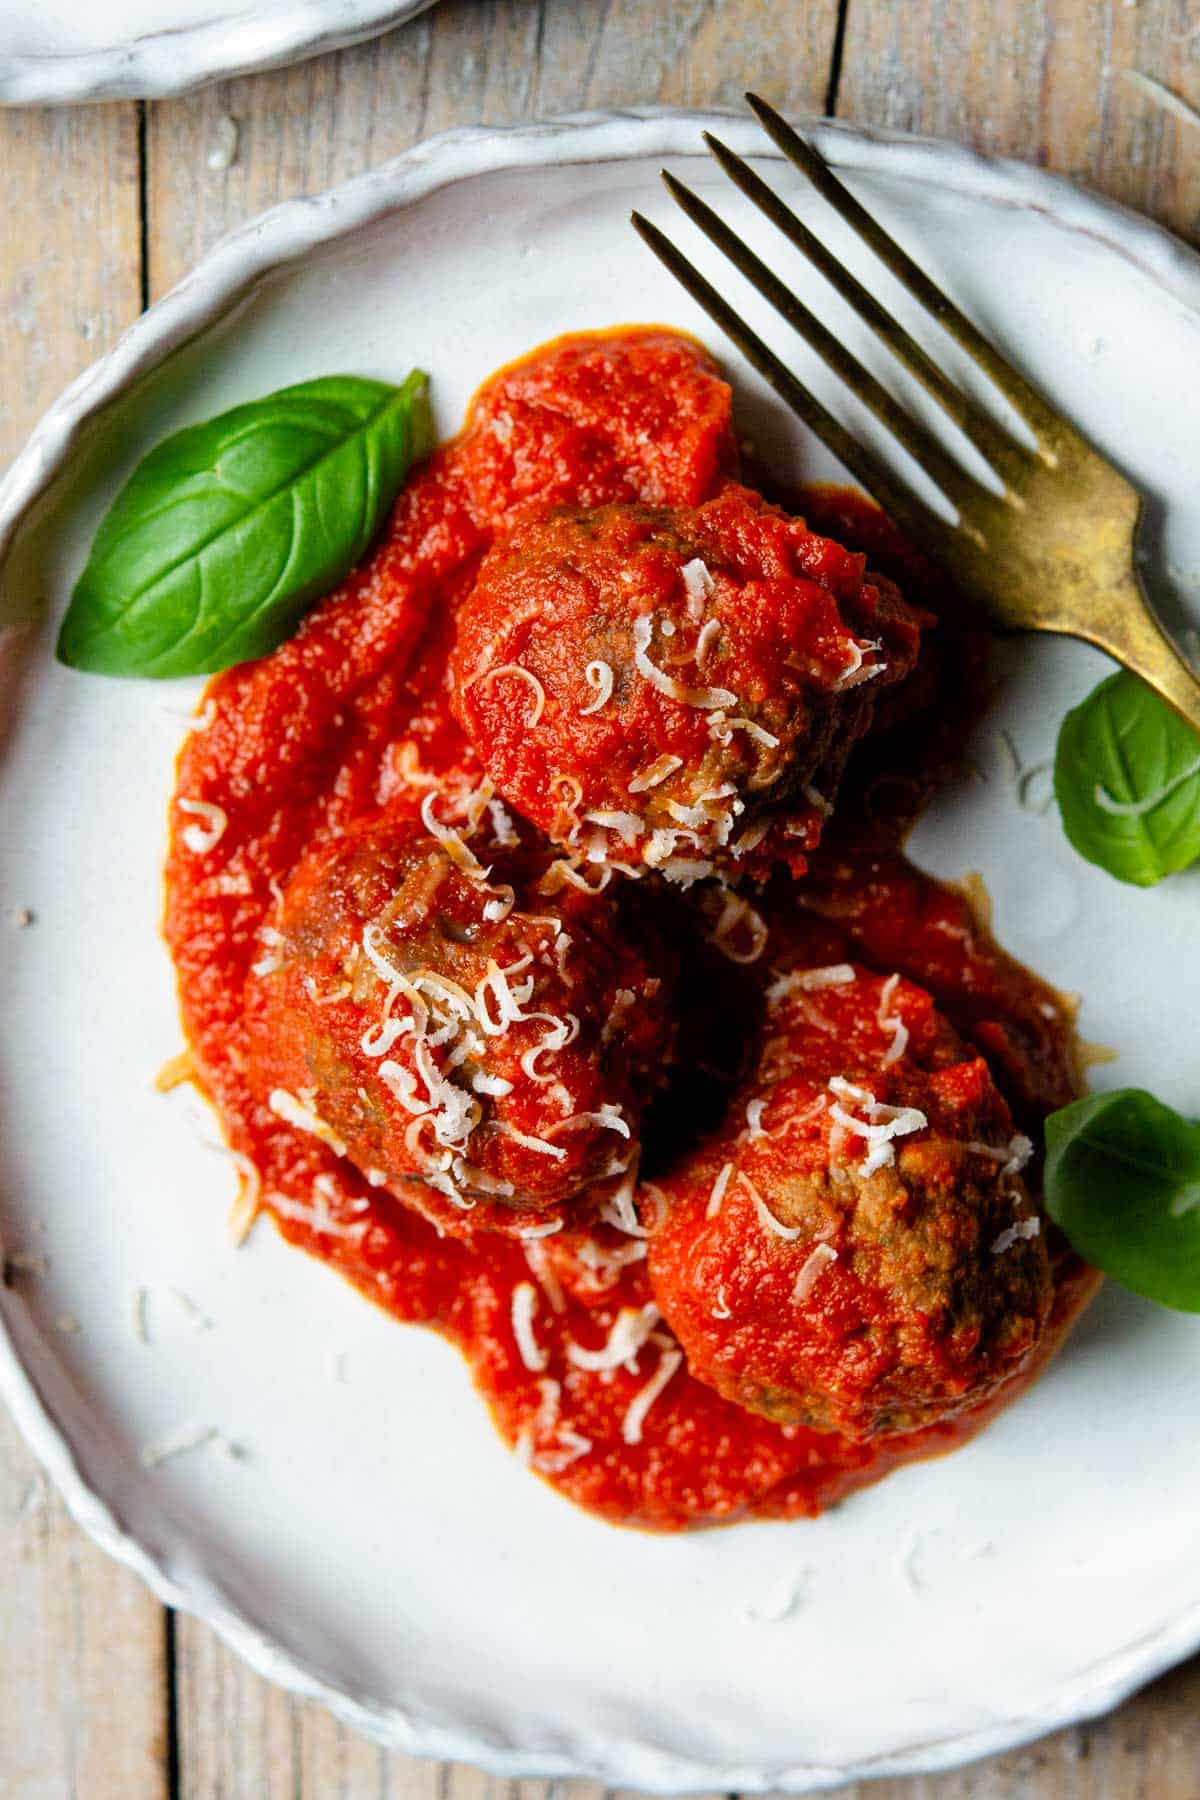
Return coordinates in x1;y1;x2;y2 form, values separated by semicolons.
510;1282;548;1371
566;1302;660;1372
792;1243;838;1302
827;1076;927;1177
991;1217;1041;1255
268;1088;347;1157
546;1104;631;1141
584;809;642;845
523;1240;566;1313
767;964;855;1001
579;660;614;715
707;890;769;964
711;713;780;750
833;637;886;691
632;615;737;708
707;1161;734;1219
877;972;910;1067
628;754;683;793
622;1344;683;1445
471;662;546;724
598;1152;647;1236
177;797;227;854
743;1174;803;1240
966;1134;1035;1178
419;790;491;884
490;1120;568;1160
517;1216;564;1239
681;556;715;618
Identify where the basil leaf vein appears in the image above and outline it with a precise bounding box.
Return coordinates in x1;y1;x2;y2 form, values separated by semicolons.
1053;671;1200;886
1045;1088;1200;1311
57;371;432;678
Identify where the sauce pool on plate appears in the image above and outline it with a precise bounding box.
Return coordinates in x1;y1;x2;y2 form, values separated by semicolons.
163;328;1097;1530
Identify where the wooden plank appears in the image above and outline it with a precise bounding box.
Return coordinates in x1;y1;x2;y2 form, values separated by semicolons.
837;0;1200;243
143;0;841;295
0;103;169;1799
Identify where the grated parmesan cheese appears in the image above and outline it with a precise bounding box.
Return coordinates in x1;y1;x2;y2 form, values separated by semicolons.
743;1174;803;1240
177;797;227;854
628;754;683;793
633;615;737;708
567;1302;660;1372
470;662;546;725
707;889;768;964
791;1243;838;1303
579;660;614;715
707;1161;734;1219
877;973;910;1067
828;1076;927;1177
622;1345;683;1445
681;556;716;618
268;1088;347;1157
991;1217;1041;1256
767;964;855;1002
510;1282;548;1371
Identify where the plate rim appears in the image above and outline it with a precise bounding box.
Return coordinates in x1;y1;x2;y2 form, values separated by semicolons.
2;107;1200;1791
0;0;438;106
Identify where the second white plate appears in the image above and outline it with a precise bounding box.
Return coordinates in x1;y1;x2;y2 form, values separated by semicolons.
0;0;438;104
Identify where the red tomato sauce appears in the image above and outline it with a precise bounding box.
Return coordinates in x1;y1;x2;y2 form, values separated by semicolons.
163;328;1098;1531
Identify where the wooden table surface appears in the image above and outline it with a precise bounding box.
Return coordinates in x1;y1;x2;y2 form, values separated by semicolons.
2;1;1198;1793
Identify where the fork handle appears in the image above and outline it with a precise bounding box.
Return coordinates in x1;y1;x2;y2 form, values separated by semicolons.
1087;576;1200;737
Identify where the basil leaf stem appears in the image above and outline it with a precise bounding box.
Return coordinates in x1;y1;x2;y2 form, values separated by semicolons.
57;371;432;678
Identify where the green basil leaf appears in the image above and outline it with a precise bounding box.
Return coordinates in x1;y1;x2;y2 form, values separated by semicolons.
1054;670;1200;886
1045;1088;1200;1311
57;371;432;678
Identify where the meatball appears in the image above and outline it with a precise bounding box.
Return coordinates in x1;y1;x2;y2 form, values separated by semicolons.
248;804;676;1229
451;486;924;884
647;963;1051;1438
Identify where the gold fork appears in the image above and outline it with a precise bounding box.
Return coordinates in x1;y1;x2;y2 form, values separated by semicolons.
632;94;1200;732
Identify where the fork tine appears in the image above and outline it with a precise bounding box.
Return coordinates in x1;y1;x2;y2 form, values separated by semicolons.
746;94;1070;455
661;169;992;519
702;131;1032;489
631;211;959;558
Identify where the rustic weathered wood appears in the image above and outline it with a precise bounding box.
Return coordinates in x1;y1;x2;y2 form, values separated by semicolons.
3;0;1199;1792
143;0;841;294
837;0;1200;244
0;103;170;1800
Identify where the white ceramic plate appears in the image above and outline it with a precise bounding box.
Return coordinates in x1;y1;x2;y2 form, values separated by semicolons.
1;112;1199;1793
0;0;437;105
